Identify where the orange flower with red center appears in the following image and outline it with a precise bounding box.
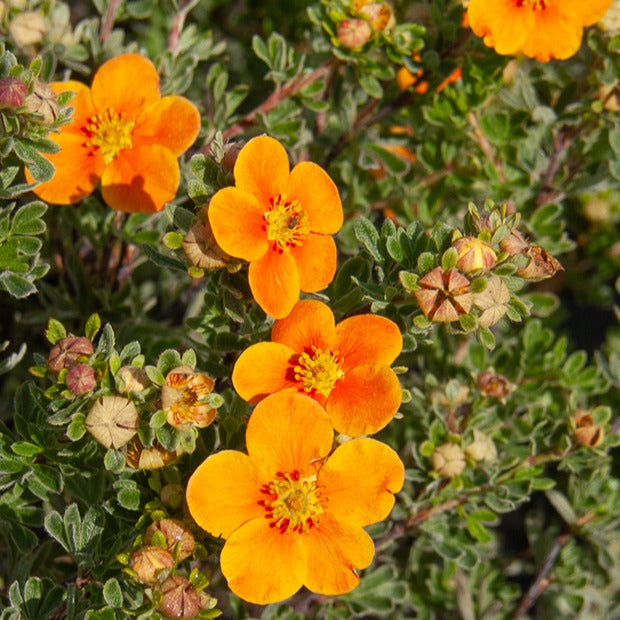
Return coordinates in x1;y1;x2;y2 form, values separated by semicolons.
186;391;404;604
207;136;343;318
467;0;612;62
232;300;402;437
27;53;200;213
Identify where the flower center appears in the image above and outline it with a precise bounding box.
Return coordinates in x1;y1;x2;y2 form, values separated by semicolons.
515;0;548;9
85;109;135;165
261;470;324;533
294;346;344;397
264;195;310;251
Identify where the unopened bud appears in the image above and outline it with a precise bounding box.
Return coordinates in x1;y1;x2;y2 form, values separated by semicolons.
145;518;195;562
499;229;529;256
66;363;96;395
9;11;46;49
337;19;372;49
47;336;94;376
573;410;604;448
85;395;138;449
0;77;27;108
465;430;497;462
129;546;175;584
478;370;513;400
453;236;497;273
162;366;217;429
157;575;211;619
432;443;466;478
182;218;230;271
24;79;59;123
117;365;149;393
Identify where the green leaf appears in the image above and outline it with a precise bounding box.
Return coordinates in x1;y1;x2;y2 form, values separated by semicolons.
0;272;37;298
141;243;186;271
13;140;55;182
102;578;123;609
85;313;101;341
45;318;67;344
466;514;493;543
359;74;383;98
10;201;47;235
478;327;496;350
354;217;383;263
11;441;43;457
104;449;126;473
441;247;458;271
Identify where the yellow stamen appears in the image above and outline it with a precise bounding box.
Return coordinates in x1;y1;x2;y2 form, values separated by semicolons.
264;195;310;251
261;470;324;533
294;346;344;397
516;0;548;9
85;109;135;164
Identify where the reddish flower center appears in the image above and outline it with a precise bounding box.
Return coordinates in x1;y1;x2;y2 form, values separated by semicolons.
515;0;548;9
294;346;344;397
85;109;135;164
264;195;310;250
261;470;324;533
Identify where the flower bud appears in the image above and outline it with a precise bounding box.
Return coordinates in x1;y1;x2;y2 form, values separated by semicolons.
572;410;604;448
117;365;149;393
337;19;372;49
129;546;175;584
415;267;473;323
182;218;230;271
162;366;217;429
24;79;59;124
354;0;395;31
9;11;46;49
0;77;27;108
516;246;563;281
465;430;497;462
145;518;195;562
453;236;497;273
499;229;529;257
47;336;94;376
478;370;513;400
432;443;466;478
157;575;211;619
65;363;96;395
85;395;139;449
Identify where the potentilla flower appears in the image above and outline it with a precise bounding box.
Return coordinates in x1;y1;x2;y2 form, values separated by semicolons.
232;300;402;437
186;392;405;605
26;53;200;213
208;136;343;318
467;0;612;62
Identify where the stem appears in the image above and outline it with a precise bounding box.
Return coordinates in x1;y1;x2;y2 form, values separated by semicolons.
100;0;122;42
168;0;201;54
466;110;506;184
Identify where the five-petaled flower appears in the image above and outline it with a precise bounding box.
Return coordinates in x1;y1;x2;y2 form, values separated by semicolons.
27;53;201;213
186;391;404;605
232;300;402;437
208;135;343;318
467;0;612;62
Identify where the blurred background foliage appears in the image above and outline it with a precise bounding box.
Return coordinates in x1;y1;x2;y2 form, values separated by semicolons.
0;0;619;618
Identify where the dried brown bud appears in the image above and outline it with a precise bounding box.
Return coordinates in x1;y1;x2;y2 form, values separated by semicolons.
125;437;177;470
432;443;466;478
85;396;138;449
182;218;230;271
453;236;497;273
157;575;210;619
117;365;149;393
0;77;27;108
478;370;513;400
145;518;195;562
415;267;473;322
573;410;604;448
47;336;94;376
9;11;46;49
337;19;372;49
65;363;96;395
162;366;216;429
516;246;564;281
129;546;175;584
465;430;498;462
24;79;59;123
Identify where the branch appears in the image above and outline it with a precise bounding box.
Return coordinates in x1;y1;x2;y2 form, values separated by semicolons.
168;0;200;55
466;110;506;184
99;0;122;42
222;64;333;140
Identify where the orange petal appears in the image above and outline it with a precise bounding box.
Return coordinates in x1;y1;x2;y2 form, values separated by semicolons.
327;364;402;437
234;135;290;209
335;314;402;372
50;80;96;133
288;162;343;234
522;9;583;61
27;131;103;204
245;392;333;481
100;145;179;212
290;233;337;293
319;438;405;527
248;249;300;318
207;187;268;261
185;451;264;539
133;96;200;156
232;342;297;403
220;517;306;604
271;299;336;352
566;0;612;25
302;514;374;596
90;53;161;118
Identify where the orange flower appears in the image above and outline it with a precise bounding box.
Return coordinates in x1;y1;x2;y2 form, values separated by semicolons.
467;0;612;62
26;53;200;213
208;136;343;318
232;300;402;437
186;391;404;604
